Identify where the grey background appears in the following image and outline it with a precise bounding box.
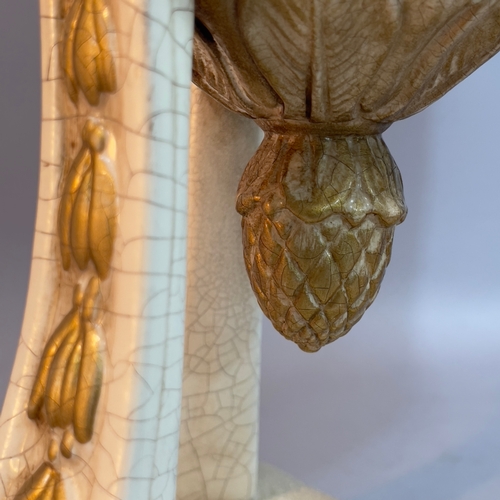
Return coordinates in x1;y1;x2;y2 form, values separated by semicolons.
1;2;500;499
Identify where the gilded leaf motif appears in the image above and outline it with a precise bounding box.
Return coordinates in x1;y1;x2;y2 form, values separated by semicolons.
58;120;117;279
45;325;81;428
62;0;117;105
27;280;104;448
27;287;82;420
73;319;103;444
12;463;61;500
93;0;117;93
88;155;117;280
58;147;91;270
59;338;82;428
237;133;405;352
62;0;84;104
70;166;92;270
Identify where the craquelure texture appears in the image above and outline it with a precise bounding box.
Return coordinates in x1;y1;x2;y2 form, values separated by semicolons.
3;0;500;498
8;0;118;495
8;0;120;493
0;0;194;498
176;87;263;500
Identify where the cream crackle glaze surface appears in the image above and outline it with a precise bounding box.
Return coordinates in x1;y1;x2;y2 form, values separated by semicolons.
176;87;263;500
193;0;500;352
178;86;336;500
0;0;194;499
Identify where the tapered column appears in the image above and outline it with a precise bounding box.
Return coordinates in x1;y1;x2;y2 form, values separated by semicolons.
0;1;193;499
176;86;263;499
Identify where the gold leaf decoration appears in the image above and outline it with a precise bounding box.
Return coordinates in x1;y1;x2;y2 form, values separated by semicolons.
45;324;81;429
28;279;104;446
74;277;104;444
58;120;117;279
12;3;120;498
237;133;406;352
62;0;117;106
60;430;74;459
62;0;85;104
27;287;82;420
71;166;92;270
58;146;91;269
89;153;117;279
59;338;83;428
12;462;65;500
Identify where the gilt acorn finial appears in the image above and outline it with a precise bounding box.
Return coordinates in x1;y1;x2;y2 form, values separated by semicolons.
238;131;406;351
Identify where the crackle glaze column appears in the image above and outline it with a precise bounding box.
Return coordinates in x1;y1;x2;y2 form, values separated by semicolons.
177;86;263;500
0;1;193;499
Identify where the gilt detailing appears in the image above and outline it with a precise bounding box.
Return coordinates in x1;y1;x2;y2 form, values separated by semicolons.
28;279;104;448
12;463;65;500
58;119;117;280
9;1;119;497
237;133;406;352
62;0;117;106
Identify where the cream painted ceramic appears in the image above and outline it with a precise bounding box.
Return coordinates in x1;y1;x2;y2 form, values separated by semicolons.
178;86;263;499
0;0;194;498
9;1;500;499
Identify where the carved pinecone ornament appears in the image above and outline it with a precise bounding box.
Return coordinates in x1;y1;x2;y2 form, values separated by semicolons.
237;133;406;352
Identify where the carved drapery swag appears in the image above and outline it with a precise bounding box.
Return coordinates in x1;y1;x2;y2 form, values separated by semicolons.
193;0;500;352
